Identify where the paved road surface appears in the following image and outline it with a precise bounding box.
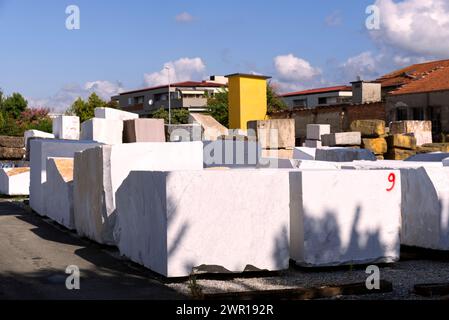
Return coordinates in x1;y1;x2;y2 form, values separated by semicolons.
0;200;184;300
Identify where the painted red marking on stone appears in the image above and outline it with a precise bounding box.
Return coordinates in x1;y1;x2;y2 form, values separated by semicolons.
386;173;396;192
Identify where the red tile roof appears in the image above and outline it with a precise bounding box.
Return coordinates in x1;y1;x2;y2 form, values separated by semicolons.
119;81;225;95
281;85;352;97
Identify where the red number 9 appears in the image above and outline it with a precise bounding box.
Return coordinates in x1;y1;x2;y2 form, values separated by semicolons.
386;173;396;192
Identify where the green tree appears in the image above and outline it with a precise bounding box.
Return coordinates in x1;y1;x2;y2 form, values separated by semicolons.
2;93;28;118
151;107;190;124
66;93;107;123
266;83;288;113
206;89;229;127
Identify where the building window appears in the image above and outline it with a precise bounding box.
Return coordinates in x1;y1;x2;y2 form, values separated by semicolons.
318;97;327;105
133;96;144;104
128;98;132;106
412;107;424;120
396;108;408;121
293;99;307;108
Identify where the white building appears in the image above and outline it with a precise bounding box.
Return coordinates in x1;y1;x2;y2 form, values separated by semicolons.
281;86;353;109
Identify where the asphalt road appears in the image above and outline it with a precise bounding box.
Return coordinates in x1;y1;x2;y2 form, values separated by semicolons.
0;200;184;300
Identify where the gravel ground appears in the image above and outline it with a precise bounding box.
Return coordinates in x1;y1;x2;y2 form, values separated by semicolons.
167;257;449;300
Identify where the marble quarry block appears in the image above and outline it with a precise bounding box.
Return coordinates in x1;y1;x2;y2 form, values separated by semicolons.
29;139;100;216
73;142;204;245
0;167;30;195
321;132;361;147
45;158;75;229
400;167;449;250
390;121;432;146
444;158;449;167
123;119;166;143
340;160;443;170
292;147;316;160
315;147;376;162
80;118;124;145
203;140;261;168
350;120;386;137
304;140;322;148
24;130;55;159
386;134;416;150
306;124;330;141
290;170;401;266
247;119;295;149
113;169;292;277
52;116;80;140
385;148;416;161
166;124;203;142
94;107;139;121
362;138;387;155
261;149;294;159
405;152;449;162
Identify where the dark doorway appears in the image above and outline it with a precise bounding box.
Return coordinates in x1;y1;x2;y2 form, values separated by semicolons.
429;106;442;142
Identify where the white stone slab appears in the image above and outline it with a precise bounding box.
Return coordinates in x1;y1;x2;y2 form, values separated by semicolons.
290;170;401;266
315;147;376;162
322;132;361;146
294;160;342;169
94;107;139;121
292;147;316;160
113;169;291;277
341;160;443;170
80;118;124;145
405;152;449;162
73;142;204;245
306;124;330;141
0;167;30;195
29;139;100;216
400;167;449;250
304;140;322;148
52;116;80;140
444;157;449;167
24;130;55;154
45;158;75;229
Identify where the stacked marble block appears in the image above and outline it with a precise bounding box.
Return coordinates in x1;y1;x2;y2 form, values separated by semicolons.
304;124;330;148
114;169;401;277
80;108;138;145
73;142;204;245
123;119;165;143
390;121;432;147
29;139;101;216
24;130;55;160
351;120;387;160
0;167;30;195
52;116;80;140
385;134;417;160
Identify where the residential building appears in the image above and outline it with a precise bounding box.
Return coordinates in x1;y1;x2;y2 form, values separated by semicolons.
112;76;227;117
281;85;353;109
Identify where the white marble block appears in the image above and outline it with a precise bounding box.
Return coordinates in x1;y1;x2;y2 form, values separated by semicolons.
203;140;261;168
73;142;204;245
405;152;449;162
29;139;100;216
94;107;139;121
304;140;322;148
52;116;80;140
306;124;330;140
444;158;449;167
400;167;449;250
24;130;55;154
113;169;291;277
80;118;124;145
315;147;376;162
290;170;401;266
322;132;361;146
292;147;316;160
0;167;30;196
45;158;75;229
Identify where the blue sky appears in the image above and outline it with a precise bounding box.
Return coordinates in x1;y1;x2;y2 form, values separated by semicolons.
0;0;448;111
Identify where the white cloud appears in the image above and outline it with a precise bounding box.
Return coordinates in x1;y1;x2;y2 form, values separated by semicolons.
143;57;206;87
372;0;449;57
28;80;123;113
339;51;380;81
175;12;194;23
273;54;322;92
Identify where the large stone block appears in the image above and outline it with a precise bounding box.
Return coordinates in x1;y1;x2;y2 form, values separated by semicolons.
341;160;443;170
0;136;24;148
94;107;138;121
290;170;401;266
350;120;385;137
24;130;55;156
444;158;449;167
405;152;449;162
261;149;293;159
123;119;165;143
304;140;322;148
389;121;432;146
400;167;449;250
73;142;204;245
0;147;25;160
306;124;330;141
114;170;291;277
247;119;295;149
203;140;261;168
321;132;361;146
362;138;387;155
385;148;416;161
166;124;202;142
80;118;124;145
386;134;416;150
30;139;100;216
0;167;30;195
315;147;376;162
292;147;316;160
419;143;449;153
52;116;80;140
45;158;75;229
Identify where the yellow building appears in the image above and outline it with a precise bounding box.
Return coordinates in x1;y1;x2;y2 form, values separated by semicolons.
226;73;271;130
